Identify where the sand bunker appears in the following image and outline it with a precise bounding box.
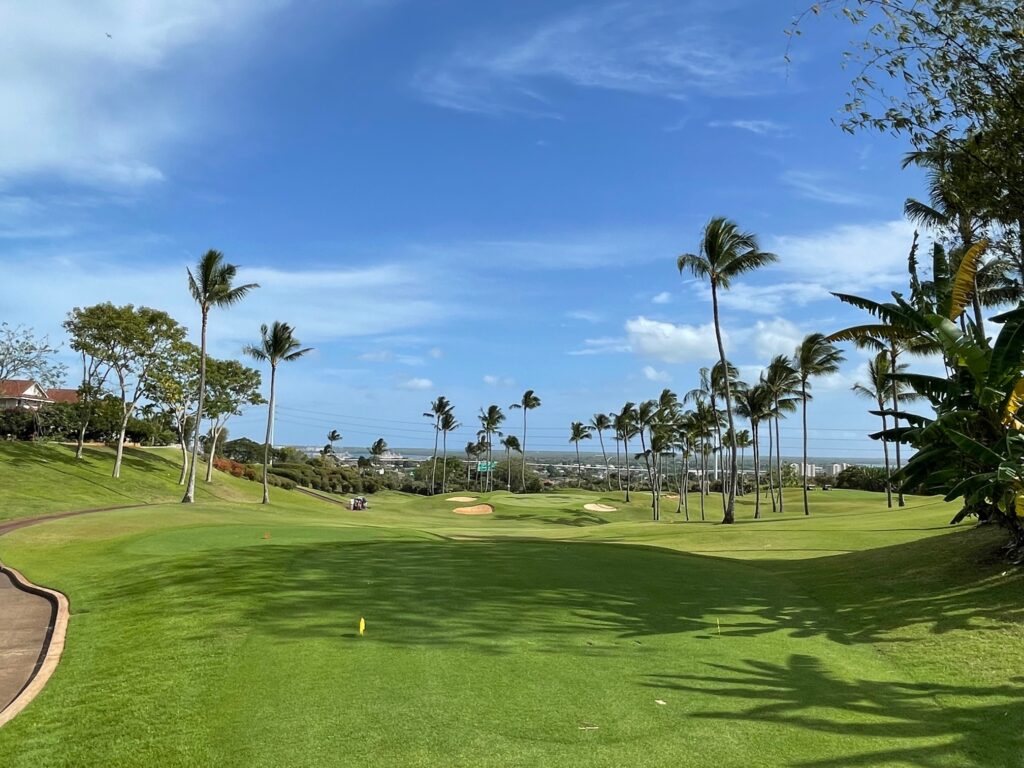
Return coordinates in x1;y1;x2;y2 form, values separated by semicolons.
584;503;617;512
454;504;493;515
446;496;477;502
663;494;679;500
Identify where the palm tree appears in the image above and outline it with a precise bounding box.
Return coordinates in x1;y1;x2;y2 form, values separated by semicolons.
612;406;636;500
569;421;593;487
794;333;845;516
678;218;776;524
424;396;452;495
478;405;505;492
370;438;388;466
509;390;541;493
439;410;460;494
500;435;522;491
327;429;342;463
589;413;613;490
243;322;312;504
736;384;771;519
182;250;258;504
734;429;752;495
763;355;800;513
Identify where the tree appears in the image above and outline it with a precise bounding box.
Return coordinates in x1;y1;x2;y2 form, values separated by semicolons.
369;438;388;465
64;303;185;478
0;323;67;387
611;407;635;498
763;355;800;513
477;405;505;492
794;333;846;516
60;315;113;459
440;410;460;494
244;322;312;504
851;352;909;508
183;250;258;504
678;217;777;524
327;429;342;461
424;396;452;494
569;421;593;487
144;340;201;484
202;358;264;482
589;413;613;490
736;384;771;519
500;435;522;491
510;389;541;493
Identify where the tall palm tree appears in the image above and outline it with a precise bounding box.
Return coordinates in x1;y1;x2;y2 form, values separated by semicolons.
510;390;541;493
763;355;800;513
439;410;460;494
182;250;258;504
243;322;312;504
736;384;771;519
569;421;593;487
500;435;522;491
424;396;452;495
794;333;845;516
589;413;613;490
612;406;635;499
478;405;505;492
370;438;388;466
678;218;777;524
327;429;342;463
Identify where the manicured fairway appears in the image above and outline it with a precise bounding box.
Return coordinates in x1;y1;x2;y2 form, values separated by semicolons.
1;445;1023;766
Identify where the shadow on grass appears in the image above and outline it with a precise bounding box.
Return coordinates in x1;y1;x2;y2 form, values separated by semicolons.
646;655;1024;767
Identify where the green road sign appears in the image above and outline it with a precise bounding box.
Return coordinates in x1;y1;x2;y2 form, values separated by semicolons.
476;461;497;472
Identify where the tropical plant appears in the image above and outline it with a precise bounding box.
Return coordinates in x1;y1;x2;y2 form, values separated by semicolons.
327;429;342;458
478;404;505;492
510;389;541;492
424;396;452;494
500;435;522;491
569;421;593;487
735;385;771;519
202;358;264;482
794;334;846;515
763;355;801;513
440;410;460;494
589;413;613;490
243;321;312;504
678;217;777;523
612;406;636;500
182;250;258;503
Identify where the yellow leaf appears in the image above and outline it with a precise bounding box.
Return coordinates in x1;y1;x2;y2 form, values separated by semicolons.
949;239;989;321
1003;379;1024;428
1016;494;1024;518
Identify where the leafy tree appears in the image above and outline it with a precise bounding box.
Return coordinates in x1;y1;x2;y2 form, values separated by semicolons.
244;321;312;504
183;250;258;503
509;389;541;493
144;340;201;484
678;217;777;524
0;322;67;388
794;333;846;516
568;421;593;488
202;358;264;482
64;303;185;478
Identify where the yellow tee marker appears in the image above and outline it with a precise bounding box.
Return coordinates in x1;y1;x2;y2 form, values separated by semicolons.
359;617;366;636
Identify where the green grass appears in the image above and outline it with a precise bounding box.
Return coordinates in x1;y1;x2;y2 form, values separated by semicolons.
1;445;1023;766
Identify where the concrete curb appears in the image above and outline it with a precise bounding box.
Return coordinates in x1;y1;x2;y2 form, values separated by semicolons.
0;564;68;728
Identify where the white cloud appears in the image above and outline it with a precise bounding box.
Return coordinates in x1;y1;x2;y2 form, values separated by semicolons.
651;291;672;305
780;171;874;207
714;282;832;315
399;377;434;390
414;3;784;116
483;374;515;387
643;365;671;383
565;309;603;323
709;119;788;136
746;317;804;360
428;347;443;359
568;337;631;356
625;316;720;364
358;350;393;363
0;1;293;187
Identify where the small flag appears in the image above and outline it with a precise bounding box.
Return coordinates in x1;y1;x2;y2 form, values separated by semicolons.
359;617;366;636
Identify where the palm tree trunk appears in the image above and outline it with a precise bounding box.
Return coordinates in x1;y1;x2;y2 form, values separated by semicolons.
775;408;785;513
430;423;439;495
178;425;189;485
879;395;893;509
441;430;448;494
710;282;736;524
752;423;761;519
183;308;208;503
261;364;277;505
801;379;810;516
204;424;218;483
623;435;631;502
699;451;706;521
682;453;690;520
576;441;582;487
598;429;610;490
889;346;905;507
615;436;622;491
767;412;777;512
521;410;527;493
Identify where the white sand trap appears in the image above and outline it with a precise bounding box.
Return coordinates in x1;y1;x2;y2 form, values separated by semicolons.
584;503;617;512
663;494;679;500
446;496;477;502
454;504;493;515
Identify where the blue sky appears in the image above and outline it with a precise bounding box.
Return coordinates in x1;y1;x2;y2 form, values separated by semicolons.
0;0;936;459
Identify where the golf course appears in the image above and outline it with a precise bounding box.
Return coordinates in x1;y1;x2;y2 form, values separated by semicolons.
2;442;1022;767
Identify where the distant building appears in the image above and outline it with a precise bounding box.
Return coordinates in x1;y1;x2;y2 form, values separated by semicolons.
831;463;851;476
0;380;78;411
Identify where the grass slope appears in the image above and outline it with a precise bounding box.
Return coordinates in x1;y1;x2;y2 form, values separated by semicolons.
1;447;1022;766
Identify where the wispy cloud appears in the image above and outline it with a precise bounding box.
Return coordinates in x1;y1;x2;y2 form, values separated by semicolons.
651;291;672;305
565;309;603;323
399;377;433;391
568;337;631;356
781;170;875;206
482;374;516;387
642;365;671;383
414;3;785;116
625;316;720;364
709;119;788;136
